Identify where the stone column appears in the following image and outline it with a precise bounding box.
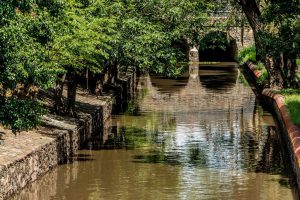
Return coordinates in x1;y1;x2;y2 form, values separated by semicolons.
189;47;199;62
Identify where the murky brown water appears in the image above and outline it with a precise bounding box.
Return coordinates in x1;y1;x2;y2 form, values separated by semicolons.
11;63;299;200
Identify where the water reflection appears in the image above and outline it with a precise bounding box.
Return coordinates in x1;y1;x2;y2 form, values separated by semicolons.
199;67;238;91
11;63;299;200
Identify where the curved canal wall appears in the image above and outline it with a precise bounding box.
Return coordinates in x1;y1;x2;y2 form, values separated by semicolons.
0;70;136;200
243;61;300;190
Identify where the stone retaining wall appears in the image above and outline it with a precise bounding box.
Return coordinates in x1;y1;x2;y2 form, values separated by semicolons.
0;70;136;200
0;100;111;200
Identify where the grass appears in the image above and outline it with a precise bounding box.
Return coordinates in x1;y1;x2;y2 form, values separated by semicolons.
238;45;256;64
285;95;300;125
257;68;268;84
280;89;300;95
280;89;300;126
252;62;268;84
238;46;268;83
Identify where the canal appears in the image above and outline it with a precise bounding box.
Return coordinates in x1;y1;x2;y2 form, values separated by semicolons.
11;63;299;200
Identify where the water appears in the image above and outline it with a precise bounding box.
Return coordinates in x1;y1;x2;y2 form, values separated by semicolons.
11;63;299;200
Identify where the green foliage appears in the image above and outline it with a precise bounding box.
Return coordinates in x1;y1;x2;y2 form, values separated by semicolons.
0;98;46;133
257;68;268;84
297;59;300;66
0;0;241;133
199;31;228;51
284;95;300;125
107;0;210;77
0;18;58;91
280;89;300;95
255;62;268;84
259;0;300;59
0;1;60;133
238;46;256;64
51;0;115;73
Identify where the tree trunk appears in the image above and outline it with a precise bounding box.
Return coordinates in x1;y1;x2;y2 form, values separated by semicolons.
280;53;299;88
241;18;244;47
54;74;65;114
95;76;104;96
88;73;103;96
66;71;78;116
237;0;299;89
236;0;263;61
85;69;89;90
108;62;118;85
265;56;285;89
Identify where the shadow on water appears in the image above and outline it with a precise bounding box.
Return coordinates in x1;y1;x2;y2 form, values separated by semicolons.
71;153;95;162
150;76;189;93
199;68;238;91
255;127;284;174
82;126;154;150
132;154;182;166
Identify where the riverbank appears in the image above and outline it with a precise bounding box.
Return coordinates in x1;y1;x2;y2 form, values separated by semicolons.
10;64;296;200
0;71;136;200
243;61;300;190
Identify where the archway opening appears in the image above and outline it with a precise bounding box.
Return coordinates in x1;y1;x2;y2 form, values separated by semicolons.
199;31;237;62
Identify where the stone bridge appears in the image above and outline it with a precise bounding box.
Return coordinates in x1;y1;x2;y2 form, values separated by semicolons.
208;11;255;50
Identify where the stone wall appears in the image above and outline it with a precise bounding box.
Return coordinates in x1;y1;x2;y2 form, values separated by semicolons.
0;102;110;200
0;70;136;200
228;26;254;51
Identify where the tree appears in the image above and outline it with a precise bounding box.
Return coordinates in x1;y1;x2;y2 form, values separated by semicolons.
0;0;215;132
105;0;210;78
234;0;300;88
0;2;60;132
50;0;116;115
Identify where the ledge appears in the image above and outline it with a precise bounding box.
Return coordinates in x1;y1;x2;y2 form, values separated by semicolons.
0;93;112;200
0;69;137;200
243;61;300;189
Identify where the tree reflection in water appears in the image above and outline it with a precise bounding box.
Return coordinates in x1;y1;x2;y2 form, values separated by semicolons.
11;63;299;200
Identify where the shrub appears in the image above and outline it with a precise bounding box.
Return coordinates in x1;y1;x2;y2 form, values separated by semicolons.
238;46;256;64
0;99;46;133
296;59;300;66
256;62;268;84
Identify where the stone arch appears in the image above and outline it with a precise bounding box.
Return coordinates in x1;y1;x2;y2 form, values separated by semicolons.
199;31;238;62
